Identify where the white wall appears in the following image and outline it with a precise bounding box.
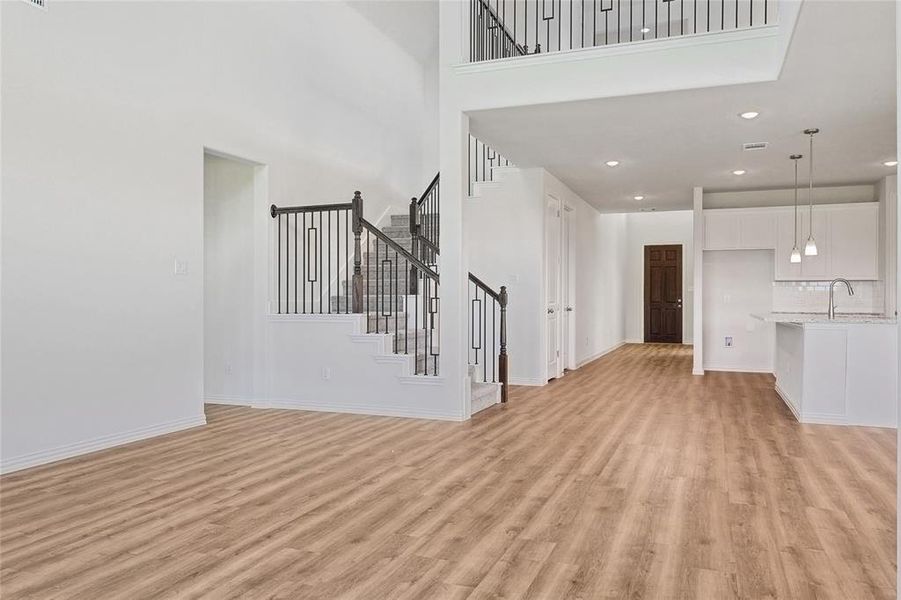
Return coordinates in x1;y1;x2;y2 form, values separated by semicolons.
624;211;695;344
878;175;898;317
544;173;628;367
203;155;256;404
702;250;775;372
466;168;627;384
1;1;437;472
266;316;456;420
466;169;545;384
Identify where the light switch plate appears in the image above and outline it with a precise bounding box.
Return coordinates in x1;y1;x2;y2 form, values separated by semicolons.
174;259;188;276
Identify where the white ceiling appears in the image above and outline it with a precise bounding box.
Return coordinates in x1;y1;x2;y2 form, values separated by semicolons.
469;0;897;213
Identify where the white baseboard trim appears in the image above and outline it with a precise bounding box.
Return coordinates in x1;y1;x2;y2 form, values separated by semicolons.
774;384;801;421
267;398;464;422
205;394;255;407
0;414;207;475
508;377;546;386
576;341;626;368
704;366;774;374
624;340;694;346
398;375;446;386
799;412;849;426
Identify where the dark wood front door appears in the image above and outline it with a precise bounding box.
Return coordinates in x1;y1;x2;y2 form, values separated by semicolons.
644;245;683;344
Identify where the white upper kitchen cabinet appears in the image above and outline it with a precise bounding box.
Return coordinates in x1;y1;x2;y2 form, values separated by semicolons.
828;203;879;280
798;208;830;280
774;209;802;280
706;202;880;281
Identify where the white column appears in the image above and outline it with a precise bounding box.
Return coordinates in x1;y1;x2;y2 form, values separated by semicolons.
895;0;901;585
438;0;469;419
692;186;704;376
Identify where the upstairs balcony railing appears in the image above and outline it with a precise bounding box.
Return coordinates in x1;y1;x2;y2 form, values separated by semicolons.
469;134;512;196
470;0;777;62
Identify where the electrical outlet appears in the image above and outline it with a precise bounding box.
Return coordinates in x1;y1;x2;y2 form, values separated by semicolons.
225;363;233;374
725;336;734;348
321;367;331;381
174;259;188;276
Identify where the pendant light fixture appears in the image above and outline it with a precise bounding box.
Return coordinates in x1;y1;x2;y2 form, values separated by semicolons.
803;128;820;256
790;154;803;264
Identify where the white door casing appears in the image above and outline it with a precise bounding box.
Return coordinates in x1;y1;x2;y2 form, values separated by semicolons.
563;204;576;371
546;194;562;380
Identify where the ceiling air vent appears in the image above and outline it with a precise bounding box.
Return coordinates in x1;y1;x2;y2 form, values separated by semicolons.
21;0;46;8
743;142;768;151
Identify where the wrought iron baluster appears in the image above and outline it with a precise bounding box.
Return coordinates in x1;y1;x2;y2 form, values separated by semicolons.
276;212;281;314
394;250;399;352
493;296;497;383
328;210;331;314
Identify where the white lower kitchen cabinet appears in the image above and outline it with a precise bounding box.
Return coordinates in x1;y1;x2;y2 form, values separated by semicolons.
767;319;897;427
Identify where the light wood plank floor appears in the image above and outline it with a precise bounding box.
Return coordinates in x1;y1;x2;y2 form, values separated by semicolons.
1;344;895;599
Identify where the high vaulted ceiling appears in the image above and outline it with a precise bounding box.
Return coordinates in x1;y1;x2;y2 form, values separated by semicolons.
469;0;897;213
347;0;438;66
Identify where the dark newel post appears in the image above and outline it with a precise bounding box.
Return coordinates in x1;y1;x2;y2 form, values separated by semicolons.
498;285;508;403
408;197;419;295
352;191;363;313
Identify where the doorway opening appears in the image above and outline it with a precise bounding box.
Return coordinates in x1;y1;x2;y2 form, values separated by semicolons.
203;150;264;407
644;244;683;344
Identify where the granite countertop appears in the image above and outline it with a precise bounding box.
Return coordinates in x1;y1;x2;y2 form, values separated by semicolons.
751;312;897;325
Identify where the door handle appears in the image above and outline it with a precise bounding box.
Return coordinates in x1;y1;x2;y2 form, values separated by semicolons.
565;307;573;312
547;308;555;314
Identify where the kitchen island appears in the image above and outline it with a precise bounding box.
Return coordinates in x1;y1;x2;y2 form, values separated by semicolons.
752;313;897;428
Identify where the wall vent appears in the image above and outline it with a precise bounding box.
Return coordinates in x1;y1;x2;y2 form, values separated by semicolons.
743;142;768;151
21;0;46;9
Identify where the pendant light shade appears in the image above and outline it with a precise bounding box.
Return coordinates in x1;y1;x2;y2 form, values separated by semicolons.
804;237;818;257
790;154;803;264
804;128;819;256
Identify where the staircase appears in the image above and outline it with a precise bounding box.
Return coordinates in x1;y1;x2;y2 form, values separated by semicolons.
328;211;437;376
269;171;507;417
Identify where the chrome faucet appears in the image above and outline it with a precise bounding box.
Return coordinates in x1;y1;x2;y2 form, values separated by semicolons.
828;278;854;319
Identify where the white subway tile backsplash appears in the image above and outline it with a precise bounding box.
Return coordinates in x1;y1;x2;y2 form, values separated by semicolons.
772;280;885;314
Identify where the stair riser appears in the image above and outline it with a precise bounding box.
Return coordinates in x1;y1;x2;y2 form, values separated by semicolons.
389;214;439;228
328;297;437;313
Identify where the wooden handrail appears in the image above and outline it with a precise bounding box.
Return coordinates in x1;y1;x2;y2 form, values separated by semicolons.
468;272;509;403
361;218;439;283
468;272;499;300
474;0;527;57
271;201;353;217
416;173;440;208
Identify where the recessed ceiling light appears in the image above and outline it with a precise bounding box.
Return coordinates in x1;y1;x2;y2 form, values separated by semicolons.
605;160;620;167
732;169;746;175
634;195;644;201
884;160;898;167
739;111;760;120
640;27;651;33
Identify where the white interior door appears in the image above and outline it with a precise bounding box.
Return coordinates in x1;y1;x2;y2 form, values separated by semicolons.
546;194;561;380
563;205;575;371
